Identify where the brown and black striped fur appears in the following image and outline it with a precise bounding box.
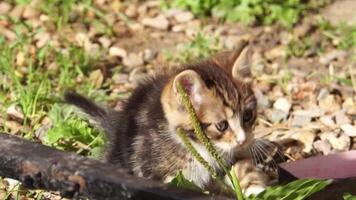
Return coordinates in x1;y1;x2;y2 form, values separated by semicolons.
64;43;269;194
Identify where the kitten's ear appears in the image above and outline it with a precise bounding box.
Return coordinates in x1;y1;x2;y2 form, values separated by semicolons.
173;70;206;109
231;45;252;82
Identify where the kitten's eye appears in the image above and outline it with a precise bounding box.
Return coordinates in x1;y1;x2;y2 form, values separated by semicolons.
243;109;254;124
215;120;229;132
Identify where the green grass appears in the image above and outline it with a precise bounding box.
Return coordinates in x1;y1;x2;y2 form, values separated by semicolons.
0;15;107;154
164;31;221;63
162;0;331;28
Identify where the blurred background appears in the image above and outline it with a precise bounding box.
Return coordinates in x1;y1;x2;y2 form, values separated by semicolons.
0;0;355;199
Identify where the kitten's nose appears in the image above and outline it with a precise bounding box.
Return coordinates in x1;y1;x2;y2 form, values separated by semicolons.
237;129;246;145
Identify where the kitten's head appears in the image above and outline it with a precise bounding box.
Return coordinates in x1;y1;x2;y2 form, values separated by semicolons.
162;44;257;155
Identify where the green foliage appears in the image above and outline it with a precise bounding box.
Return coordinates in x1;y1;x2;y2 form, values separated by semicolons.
163;0;330;28
166;32;220;63
344;193;356;200
318;20;356;50
44;104;105;157
170;171;203;192
246;179;331;200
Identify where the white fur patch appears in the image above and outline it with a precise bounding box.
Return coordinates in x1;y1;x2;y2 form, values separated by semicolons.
245;185;266;196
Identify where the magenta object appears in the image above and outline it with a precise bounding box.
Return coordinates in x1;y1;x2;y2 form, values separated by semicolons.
279;150;356;179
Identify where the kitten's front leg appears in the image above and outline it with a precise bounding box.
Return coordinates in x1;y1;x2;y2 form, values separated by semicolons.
229;159;269;196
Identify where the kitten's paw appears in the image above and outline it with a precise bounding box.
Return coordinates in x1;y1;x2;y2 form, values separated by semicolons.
245;185;266;196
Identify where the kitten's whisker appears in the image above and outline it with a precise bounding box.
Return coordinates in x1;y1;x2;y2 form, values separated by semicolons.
249;147;258;166
254;142;278;171
251;144;265;168
257;139;286;162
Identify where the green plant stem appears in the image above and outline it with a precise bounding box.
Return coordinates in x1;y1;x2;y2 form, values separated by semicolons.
177;128;217;178
176;82;244;200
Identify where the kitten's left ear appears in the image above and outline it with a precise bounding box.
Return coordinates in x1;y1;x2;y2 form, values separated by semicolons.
231;45;252;83
173;70;207;110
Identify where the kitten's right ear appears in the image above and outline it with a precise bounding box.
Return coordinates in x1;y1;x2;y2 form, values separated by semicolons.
173;70;206;110
231;45;252;82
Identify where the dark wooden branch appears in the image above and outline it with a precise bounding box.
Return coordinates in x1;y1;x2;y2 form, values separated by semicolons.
0;132;230;200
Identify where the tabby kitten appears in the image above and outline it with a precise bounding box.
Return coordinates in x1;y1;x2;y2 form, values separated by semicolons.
65;43;269;195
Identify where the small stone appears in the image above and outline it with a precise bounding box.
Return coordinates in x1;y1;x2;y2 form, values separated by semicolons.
123;52;144;68
318;94;341;113
254;89;269;109
223;36;244;50
109;46;127;58
267;109;288;123
319;50;347;65
313;140;332;155
320;132;350;151
172;24;185;32
5;120;22;134
335;111;351;125
75;32;91;47
9;6;24;20
16;52;25;66
125;4;138;18
0;2;11;15
341;124;356;137
317;88;329;101
23;6;40;18
164;8;183;17
143;49;156;62
292;111;312;127
291;131;316;153
142;14;169;30
273;98;291;113
34;32;50;48
174;11;194;23
320;115;336;127
98;37;111;49
6;104;24;123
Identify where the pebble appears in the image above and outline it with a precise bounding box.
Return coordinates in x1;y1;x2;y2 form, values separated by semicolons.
109;46;127;58
291;131;316;153
142;14;169;30
143;49;157;62
341;124;356;137
267;109;288;123
292;111;312;127
318;94;341;113
174;11;194;23
125;4;138;18
273;98;291;113
172;24;185;32
335;111;351;125
320;132;350;151
34;32;50;48
319;115;336;127
123;52;144;68
0;2;11;15
98;37;111;49
319;50;347;65
23;6;40;18
6;104;24;123
254;89;270;109
313;139;332;155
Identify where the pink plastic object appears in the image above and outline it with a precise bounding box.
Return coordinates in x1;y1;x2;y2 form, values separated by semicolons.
279;150;356;179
